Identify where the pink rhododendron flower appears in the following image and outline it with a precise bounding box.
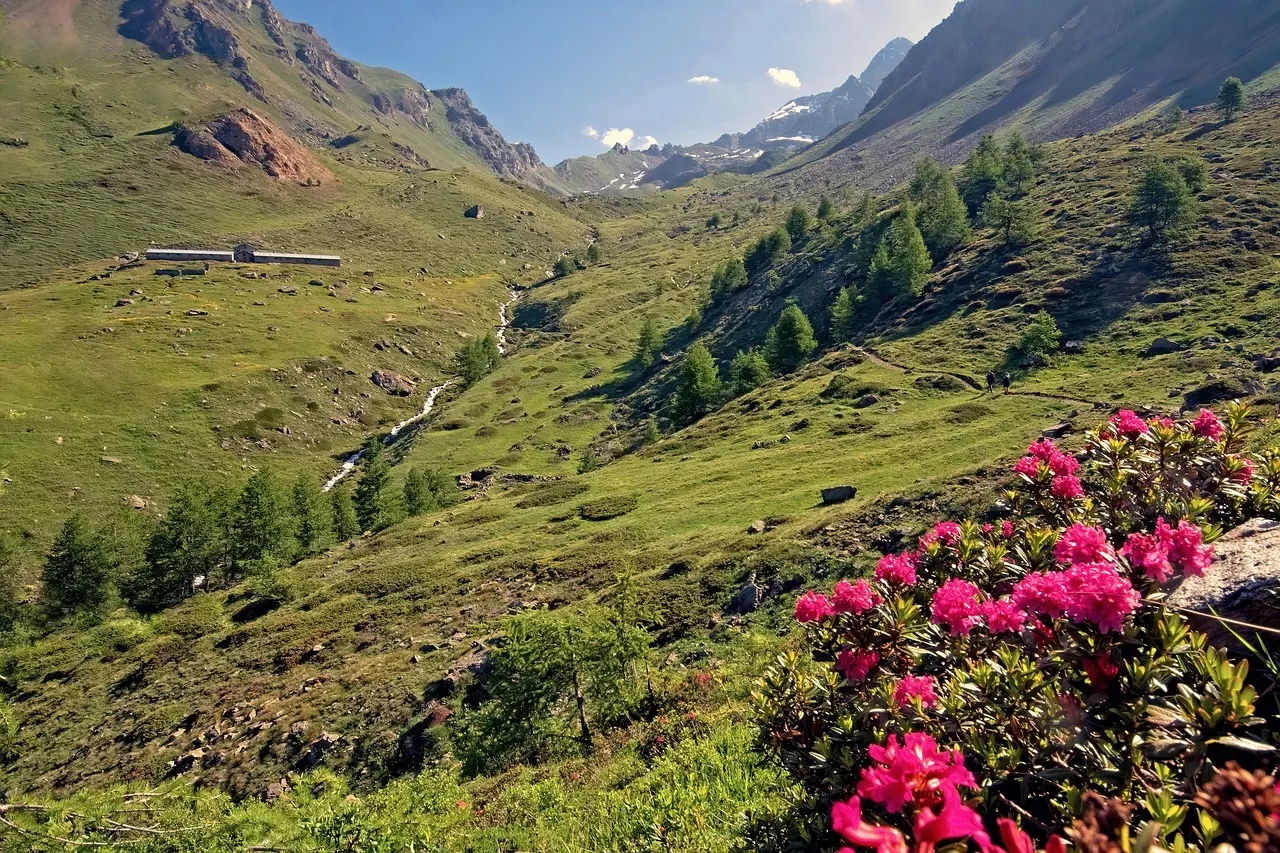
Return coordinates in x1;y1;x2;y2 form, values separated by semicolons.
1148;416;1176;430
912;786;988;852
994;818;1068;853
1062;562;1141;634
795;591;835;623
1055;523;1114;566
1050;474;1084;500
1156;518;1214;577
930;579;986;636
893;676;939;711
1110;410;1150;439
833;579;882;615
837;648;881;682
983;598;1027;634
876;552;918;586
1012;572;1071;620
857;732;976;813
1047;450;1080;477
1002;520;1015;539
1120;531;1175;582
832;796;909;853
1228;455;1255;486
1027;438;1058;460
1083;653;1120;691
918;521;962;551
1192;409;1226;441
982;523;994;534
1013;455;1042;477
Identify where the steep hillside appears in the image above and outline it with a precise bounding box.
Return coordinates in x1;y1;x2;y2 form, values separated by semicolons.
778;0;1280;193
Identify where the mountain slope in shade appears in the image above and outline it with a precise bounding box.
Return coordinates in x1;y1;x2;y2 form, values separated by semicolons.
859;36;914;92
779;0;1280;193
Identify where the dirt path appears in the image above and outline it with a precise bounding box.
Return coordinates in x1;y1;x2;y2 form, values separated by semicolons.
855;346;1099;409
323;288;521;492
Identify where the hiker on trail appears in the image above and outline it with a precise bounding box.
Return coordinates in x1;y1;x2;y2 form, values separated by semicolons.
1002;373;1012;394
986;371;996;394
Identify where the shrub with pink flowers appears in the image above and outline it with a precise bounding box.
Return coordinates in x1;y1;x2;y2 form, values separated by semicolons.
753;403;1280;852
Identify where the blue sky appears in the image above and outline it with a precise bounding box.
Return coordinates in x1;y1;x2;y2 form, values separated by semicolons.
272;0;958;164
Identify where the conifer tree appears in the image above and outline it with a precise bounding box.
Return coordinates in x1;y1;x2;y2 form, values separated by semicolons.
634;316;659;368
135;484;225;612
746;228;792;274
457;333;501;385
1128;159;1195;242
911;158;971;260
643;417;661;445
233;468;296;571
786;204;813;242
292;474;333;556
1002;132;1040;196
709;258;747;298
981;193;1038;248
354;439;392;533
766;301;818;374
42;515;113;616
829;287;855;343
586;242;602;264
1216;76;1246;121
331;485;360;542
729;348;772;396
817;196;836;222
554;256;575;278
404;467;430;516
870;209;932;302
674;342;722;423
959;135;1006;216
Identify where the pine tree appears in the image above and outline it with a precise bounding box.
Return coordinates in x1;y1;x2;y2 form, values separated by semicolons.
871;209;932;302
746;228;792;275
634;316;659;368
554;256;575;278
829;287;855;343
674;342;722;423
1216;77;1247;121
233;468;296;571
133;484;225;612
785;204;813;242
911;158;971;260
853;193;876;229
1128;159;1195;242
766;301;818;374
981;193;1038;248
586;242;602;264
1002;132;1040;196
729;348;772;396
404;467;430;516
817;196;836;222
292;474;333;556
354;439;392;533
457;333;501;385
42;515;113;616
959;135;1006;217
710;258;747;298
331;485;360;542
1018;311;1062;363
643;417;661;445
424;469;460;508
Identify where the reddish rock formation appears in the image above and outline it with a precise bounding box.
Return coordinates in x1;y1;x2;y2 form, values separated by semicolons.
173;109;332;184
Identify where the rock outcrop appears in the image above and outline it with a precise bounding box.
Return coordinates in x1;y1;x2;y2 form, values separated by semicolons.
173;109;332;183
431;88;545;178
119;0;265;101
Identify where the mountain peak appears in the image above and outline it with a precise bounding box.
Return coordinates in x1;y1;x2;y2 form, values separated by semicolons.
860;36;915;92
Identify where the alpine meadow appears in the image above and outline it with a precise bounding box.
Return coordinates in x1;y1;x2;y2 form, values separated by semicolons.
2;1;1280;851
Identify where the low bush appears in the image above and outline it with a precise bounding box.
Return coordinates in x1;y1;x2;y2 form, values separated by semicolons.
755;403;1280;852
516;481;590;509
578;495;639;521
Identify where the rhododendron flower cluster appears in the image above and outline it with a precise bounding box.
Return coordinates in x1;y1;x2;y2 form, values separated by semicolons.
876;552;918;586
838;649;881;682
1120;518;1214;582
834;579;882;615
1109;409;1150;439
1015;438;1080;481
1192;408;1226;441
930;579;986;636
894;675;938;710
856;733;977;812
1050;474;1084;500
795;590;835;623
982;597;1027;634
1012;563;1140;634
1055;523;1114;565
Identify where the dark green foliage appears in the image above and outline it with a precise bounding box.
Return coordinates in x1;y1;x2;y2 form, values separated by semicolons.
132;484;227;612
42;515;113;616
453;589;649;775
705;213;722;229
635;316;660;368
354;439;393;533
764;301;818;374
910;158;972;260
981;193;1037;248
457;333;502;386
586;242;602;264
1002;131;1042;196
331;485;360;542
1128;159;1196;242
578;495;639;521
554;256;575;278
729;348;772;396
817;196;836;222
745;228;791;275
785;205;812;242
1217;76;1246;121
829;287;855;343
1170;156;1208;194
959;135;1006;216
232;469;296;571
868;209;932;302
577;452;601;474
674;342;722;423
643;417;661;445
852;193;876;229
1017;311;1062;362
514;481;589;509
710;258;748;299
404;468;458;515
0;536;20;633
291;474;332;556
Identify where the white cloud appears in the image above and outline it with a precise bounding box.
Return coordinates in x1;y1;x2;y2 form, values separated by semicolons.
600;127;635;147
687;75;720;85
636;135;659;149
582;126;599;139
768;67;802;88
